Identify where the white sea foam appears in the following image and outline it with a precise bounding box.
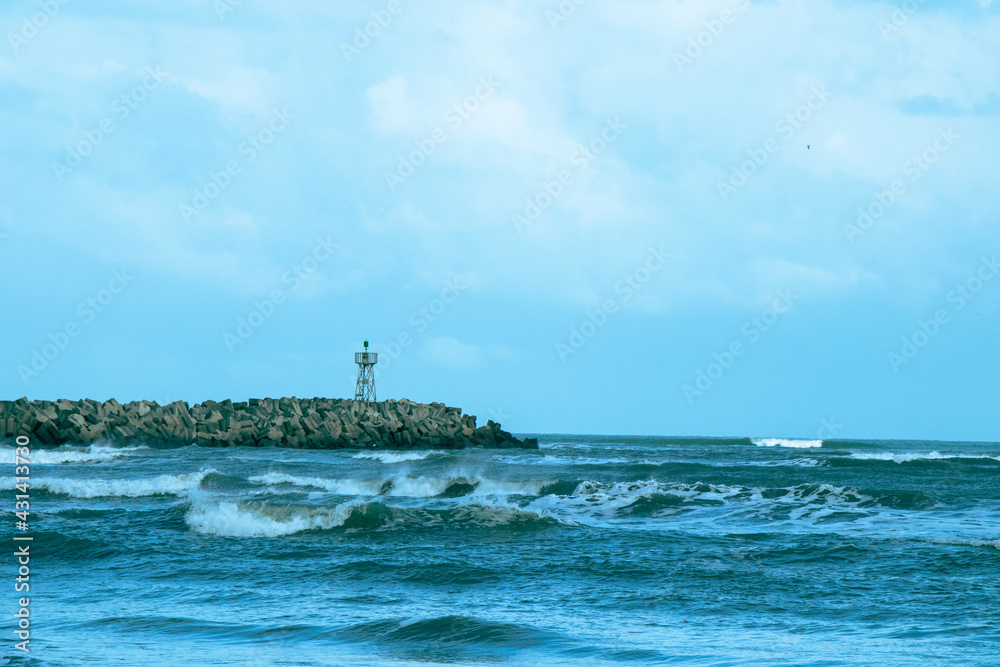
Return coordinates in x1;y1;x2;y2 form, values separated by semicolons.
752;438;823;449
385;475;453;497
249;472;384;496
185;500;362;537
249;471;542;498
0;443;145;464
186;474;958;538
448;499;568;527
34;469;216;498
525;479;885;528
529;479;741;518
185;496;563;536
929;537;1000;550
744;457;821;468
494;454;631;466
469;478;544;497
352;451;440;463
850;451;1000;463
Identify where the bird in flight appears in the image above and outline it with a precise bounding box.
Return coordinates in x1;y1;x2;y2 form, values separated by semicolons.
807;145;811;149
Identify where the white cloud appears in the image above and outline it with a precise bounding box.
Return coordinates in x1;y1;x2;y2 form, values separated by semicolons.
423;336;486;369
748;258;883;297
366;75;416;135
186;66;275;115
422;337;518;370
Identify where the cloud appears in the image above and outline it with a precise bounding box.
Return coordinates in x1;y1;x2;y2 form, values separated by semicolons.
900;93;1000;117
366;75;415;135
186;66;276;115
748;258;883;298
422;337;518;370
423;337;485;369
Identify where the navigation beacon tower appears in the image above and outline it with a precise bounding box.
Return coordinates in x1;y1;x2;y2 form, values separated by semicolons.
354;341;377;404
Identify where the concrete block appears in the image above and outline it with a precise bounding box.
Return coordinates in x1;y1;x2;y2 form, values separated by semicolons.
4;396;534;451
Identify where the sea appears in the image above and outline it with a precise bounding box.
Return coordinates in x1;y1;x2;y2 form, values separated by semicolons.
3;435;999;666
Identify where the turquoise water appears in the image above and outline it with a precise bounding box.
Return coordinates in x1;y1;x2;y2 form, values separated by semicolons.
4;435;999;666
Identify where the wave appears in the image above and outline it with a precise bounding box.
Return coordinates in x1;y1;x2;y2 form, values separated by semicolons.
525;479;939;523
186;499;364;537
198;471;271;494
850;451;1000;463
249;472;543;498
742;457;821;468
21;530;122;561
0;443;145;464
332;615;562;648
547;479;752;514
32;469;216;498
752;438;823;449
73;615;348;644
15;469;542;503
250;472;386;495
929;537;1000;550
185;498;562;537
494;454;631;466
352;451;443;463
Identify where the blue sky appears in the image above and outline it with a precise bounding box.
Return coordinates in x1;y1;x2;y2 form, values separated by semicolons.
1;0;998;441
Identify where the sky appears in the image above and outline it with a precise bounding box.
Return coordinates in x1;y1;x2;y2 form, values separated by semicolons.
1;0;998;441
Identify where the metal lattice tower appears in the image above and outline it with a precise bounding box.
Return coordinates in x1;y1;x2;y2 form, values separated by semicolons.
354;340;377;404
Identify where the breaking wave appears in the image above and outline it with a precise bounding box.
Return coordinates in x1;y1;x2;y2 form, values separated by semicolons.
850;451;1000;463
186;499;364;537
493;454;631;466
32;469;217;498
188;476;943;537
185;498;562;537
351;451;443;463
752;438;823;449
249;472;385;496
525;479;940;525
249;472;543;498
0;443;145;464
929;537;1000;550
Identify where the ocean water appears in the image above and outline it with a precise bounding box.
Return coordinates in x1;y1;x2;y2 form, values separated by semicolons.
4;435;999;666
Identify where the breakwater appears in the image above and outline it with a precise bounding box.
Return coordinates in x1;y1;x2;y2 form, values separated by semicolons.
0;397;537;450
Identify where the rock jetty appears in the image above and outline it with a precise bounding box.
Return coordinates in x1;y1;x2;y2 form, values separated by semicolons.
0;397;538;450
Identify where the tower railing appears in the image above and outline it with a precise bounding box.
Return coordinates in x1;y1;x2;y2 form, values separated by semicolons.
355;352;377;365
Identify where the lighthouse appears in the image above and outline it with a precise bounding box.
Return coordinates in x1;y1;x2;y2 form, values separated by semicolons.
354;341;377;404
